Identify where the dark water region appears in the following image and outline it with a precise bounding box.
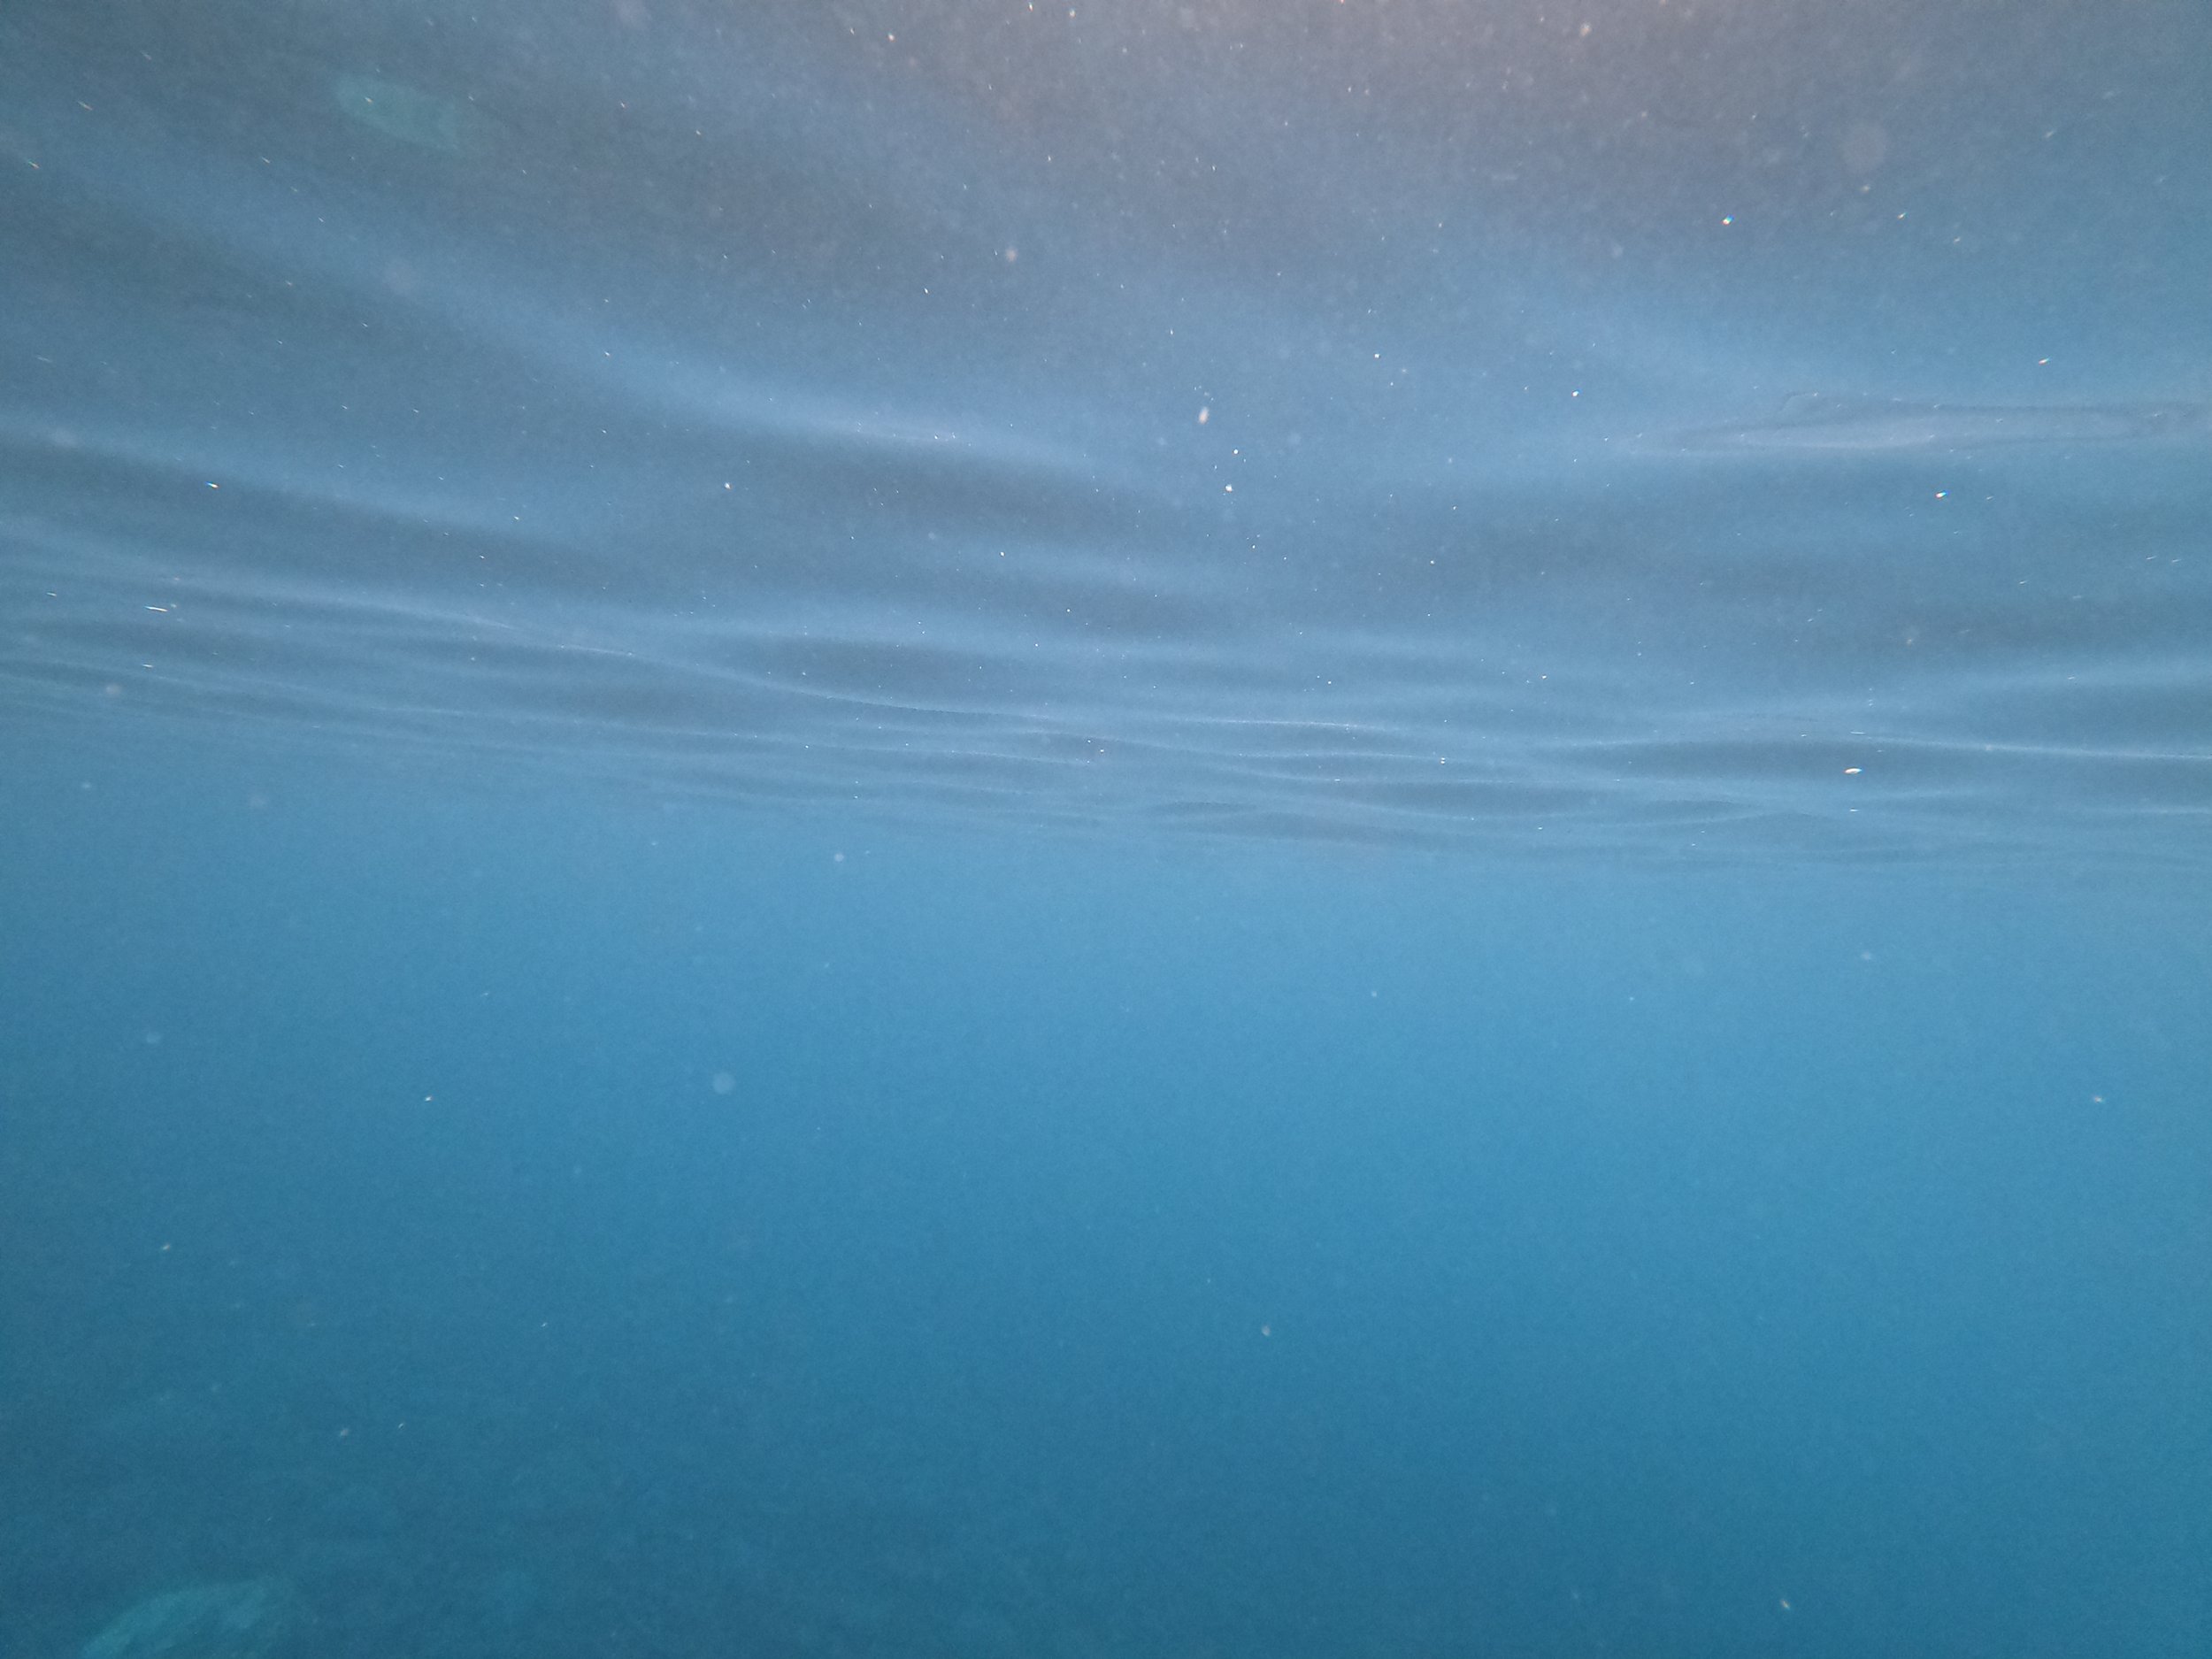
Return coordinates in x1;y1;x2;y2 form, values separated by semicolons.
4;760;2208;1659
4;4;2211;1659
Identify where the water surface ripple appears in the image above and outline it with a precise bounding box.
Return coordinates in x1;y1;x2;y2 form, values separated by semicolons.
5;1;2209;859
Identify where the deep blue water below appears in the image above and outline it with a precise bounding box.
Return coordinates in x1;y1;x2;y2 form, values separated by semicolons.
4;4;2210;1657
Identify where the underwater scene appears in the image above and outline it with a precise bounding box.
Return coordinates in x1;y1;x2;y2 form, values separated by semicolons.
3;4;2208;1658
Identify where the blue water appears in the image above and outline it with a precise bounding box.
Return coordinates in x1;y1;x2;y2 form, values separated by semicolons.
4;4;2208;1657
